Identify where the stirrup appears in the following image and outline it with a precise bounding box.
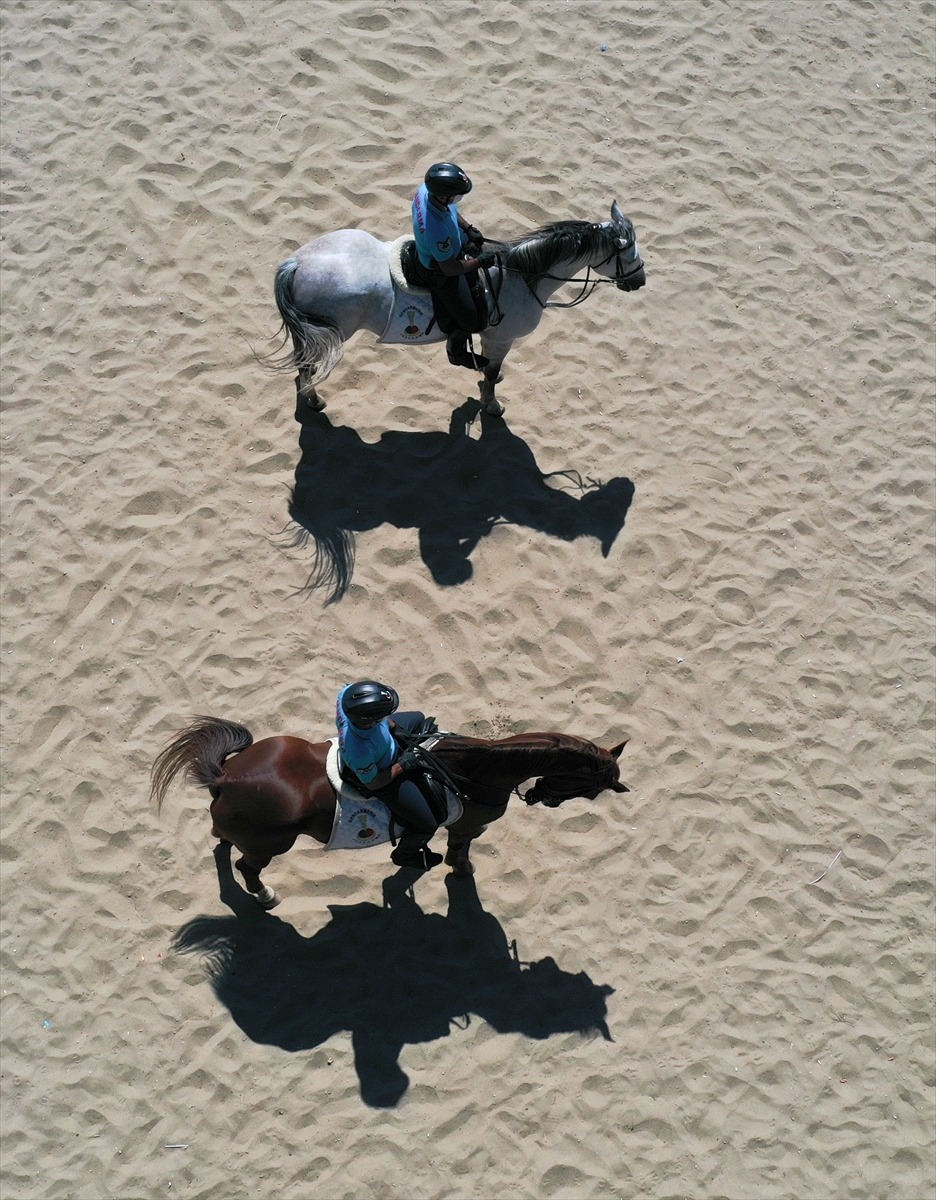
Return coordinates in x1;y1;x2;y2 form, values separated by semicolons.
391;843;443;871
447;337;489;371
448;351;489;371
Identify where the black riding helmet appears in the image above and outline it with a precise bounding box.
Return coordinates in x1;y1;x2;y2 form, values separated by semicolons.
425;162;472;199
341;680;400;726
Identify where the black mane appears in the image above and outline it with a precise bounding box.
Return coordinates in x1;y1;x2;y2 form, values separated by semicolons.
438;733;612;781
501;220;616;280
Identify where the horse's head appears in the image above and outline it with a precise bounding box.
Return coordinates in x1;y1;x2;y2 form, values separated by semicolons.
593;201;645;291
525;740;629;807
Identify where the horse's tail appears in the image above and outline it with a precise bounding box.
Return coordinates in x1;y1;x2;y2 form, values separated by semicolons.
150;717;253;814
285;491;356;605
268;257;344;394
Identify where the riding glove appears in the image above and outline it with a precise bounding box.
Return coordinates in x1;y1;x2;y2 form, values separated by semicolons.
477;251;497;270
395;749;422;776
463;225;484;246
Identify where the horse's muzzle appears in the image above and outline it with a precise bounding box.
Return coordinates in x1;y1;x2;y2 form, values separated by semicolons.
617;267;645;291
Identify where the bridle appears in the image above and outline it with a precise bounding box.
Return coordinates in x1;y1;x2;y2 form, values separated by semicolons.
520;767;614;808
481;226;644;321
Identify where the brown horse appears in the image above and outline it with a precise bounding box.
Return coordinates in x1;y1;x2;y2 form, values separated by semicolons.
150;717;628;907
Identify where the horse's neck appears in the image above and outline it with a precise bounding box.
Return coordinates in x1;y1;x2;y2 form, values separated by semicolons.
525;254;593;304
460;735;597;783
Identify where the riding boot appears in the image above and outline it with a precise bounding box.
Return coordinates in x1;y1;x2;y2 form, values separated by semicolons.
390;830;443;871
446;334;489;371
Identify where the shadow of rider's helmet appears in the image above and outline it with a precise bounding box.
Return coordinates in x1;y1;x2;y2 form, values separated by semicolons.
342;681;400;727
425;162;472;199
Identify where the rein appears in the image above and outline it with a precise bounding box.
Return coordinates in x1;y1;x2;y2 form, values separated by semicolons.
482;242;643;311
396;730;615;811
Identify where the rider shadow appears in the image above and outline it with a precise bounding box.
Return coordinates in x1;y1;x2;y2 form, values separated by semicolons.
286;395;635;602
173;844;614;1108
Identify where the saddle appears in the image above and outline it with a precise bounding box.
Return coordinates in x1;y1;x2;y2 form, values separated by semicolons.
336;718;459;828
324;740;462;851
399;240;489;337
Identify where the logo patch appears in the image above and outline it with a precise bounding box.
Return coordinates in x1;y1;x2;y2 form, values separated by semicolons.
436;237;452;253
352;808;378;841
402;304;427;339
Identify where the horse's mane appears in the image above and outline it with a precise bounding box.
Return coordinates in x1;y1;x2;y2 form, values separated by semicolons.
500;220;616;280
436;732;610;779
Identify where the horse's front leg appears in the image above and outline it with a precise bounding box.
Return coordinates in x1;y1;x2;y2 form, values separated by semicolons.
444;831;476;877
445;801;507;877
478;338;510;417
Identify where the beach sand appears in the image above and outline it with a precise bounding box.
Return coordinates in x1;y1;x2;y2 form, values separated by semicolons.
1;2;933;1197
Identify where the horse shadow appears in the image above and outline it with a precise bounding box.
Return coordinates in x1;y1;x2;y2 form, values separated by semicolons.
173;845;613;1108
286;395;635;602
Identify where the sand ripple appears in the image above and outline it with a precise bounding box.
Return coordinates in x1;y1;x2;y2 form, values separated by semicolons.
2;2;933;1198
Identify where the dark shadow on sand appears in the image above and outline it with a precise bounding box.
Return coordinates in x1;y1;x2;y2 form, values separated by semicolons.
286;395;635;602
173;845;613;1107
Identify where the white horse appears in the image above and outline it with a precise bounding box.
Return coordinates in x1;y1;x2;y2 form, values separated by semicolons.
271;201;645;416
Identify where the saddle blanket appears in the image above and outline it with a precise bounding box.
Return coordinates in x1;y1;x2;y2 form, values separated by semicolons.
378;236;446;346
378;235;495;346
323;737;463;851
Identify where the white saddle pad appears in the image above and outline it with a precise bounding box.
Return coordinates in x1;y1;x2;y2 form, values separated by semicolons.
379;236;496;347
323;737;463;851
378;236;444;346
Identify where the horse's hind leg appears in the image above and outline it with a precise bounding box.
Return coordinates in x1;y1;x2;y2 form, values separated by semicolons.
231;834;297;909
445;800;507;877
295;372;326;412
234;850;282;909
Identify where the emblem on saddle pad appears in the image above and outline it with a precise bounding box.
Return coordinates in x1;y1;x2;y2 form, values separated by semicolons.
378;236;446;346
350;808;379;841
402;304;428;340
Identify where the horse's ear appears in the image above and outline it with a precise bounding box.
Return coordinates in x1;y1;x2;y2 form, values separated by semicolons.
607;739;628;758
610;200;625;227
611;780;629;793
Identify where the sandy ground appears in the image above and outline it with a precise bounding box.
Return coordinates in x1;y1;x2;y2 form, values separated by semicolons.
1;2;934;1198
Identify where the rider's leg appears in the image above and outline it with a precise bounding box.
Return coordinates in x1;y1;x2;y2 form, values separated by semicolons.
435;276;489;371
446;333;490;371
382;778;443;870
392;711;425;736
388;779;436;832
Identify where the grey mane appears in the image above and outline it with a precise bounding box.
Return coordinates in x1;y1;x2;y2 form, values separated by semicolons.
502;221;617;280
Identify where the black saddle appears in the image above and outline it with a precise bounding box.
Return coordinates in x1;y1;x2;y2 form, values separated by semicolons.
400;241;488;337
400;239;425;290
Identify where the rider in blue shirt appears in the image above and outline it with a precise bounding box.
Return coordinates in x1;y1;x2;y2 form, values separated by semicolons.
336;680;444;870
410;162;496;370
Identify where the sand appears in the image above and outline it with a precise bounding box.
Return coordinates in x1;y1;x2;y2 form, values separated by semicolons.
1;1;933;1197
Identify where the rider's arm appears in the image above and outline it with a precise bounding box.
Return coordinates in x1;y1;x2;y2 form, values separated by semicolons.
361;761;404;792
435;255;482;277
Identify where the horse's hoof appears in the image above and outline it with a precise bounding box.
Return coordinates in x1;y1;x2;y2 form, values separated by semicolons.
483;399;505;417
305;391;326;412
446;859;475;877
255;886;281;909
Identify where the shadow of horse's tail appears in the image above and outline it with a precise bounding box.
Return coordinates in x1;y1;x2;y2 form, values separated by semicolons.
284;500;355;604
172;915;238;985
